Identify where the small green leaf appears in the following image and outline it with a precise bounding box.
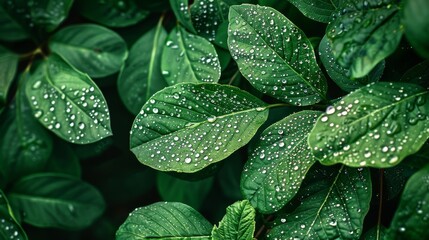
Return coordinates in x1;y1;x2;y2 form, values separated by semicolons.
130;83;268;173
118;17;168;115
211;200;256;240
0;45;19;107
161;25;221;85
25;54;112;144
116;202;212;240
50;24;128;78
0;5;27;41
0;189;28;240
228;4;327;106
286;0;339;23
77;0;149;27
400;60;429;88
241;111;321;213
157;172;214;210
327;0;403;78
308;82;429;168
169;0;196;33
7;173;105;230
386;164;429;240
267;165;372;240
402;0;429;59
319;35;384;92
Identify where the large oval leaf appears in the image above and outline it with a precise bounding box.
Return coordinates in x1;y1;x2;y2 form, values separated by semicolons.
267;165;372;240
118;17;168;115
327;0;403;78
386;164;429;239
212;200;256;240
403;0;429;59
116;202;212;240
0;45;19;107
77;0;149;27
161;25;221;85
286;0;339;23
241;111;321;214
25;54;112;144
50;24;128;78
228;4;327;106
0;189;28;240
130;83;268;173
7;173;105;230
309;82;429;168
0;5;27;41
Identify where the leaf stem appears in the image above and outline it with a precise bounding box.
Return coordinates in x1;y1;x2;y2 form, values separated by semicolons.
376;169;384;240
228;70;240;85
254;215;274;239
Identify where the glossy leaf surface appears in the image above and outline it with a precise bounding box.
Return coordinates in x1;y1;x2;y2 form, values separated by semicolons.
169;0;196;33
0;189;28;240
287;0;339;23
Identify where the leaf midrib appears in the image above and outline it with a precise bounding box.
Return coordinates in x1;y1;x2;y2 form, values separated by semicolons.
7;193;97;209
146;16;164;100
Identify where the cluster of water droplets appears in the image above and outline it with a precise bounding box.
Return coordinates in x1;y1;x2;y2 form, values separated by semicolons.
190;0;229;41
228;5;326;106
0;194;24;240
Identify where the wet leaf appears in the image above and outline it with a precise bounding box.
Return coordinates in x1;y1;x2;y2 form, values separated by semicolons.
169;0;196;33
211;200;255;240
0;45;19;107
25;54;112;144
309;82;429;168
386;164;429;240
161;25;221;85
118;17;167;115
0;5;27;41
286;0;339;23
319;35;384;92
7;173;105;230
50;24;128;78
116;202;212;240
327;0;402;78
402;0;429;59
267;165;372;240
130;83;268;173
241;111;322;213
228;4;327;106
77;0;149;28
0;189;28;240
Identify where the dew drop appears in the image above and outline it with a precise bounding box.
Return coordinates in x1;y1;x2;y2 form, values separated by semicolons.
78;122;85;130
32;80;42;89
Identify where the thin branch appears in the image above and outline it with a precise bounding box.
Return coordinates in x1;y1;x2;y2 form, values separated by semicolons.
376;169;384;240
255;215;274;239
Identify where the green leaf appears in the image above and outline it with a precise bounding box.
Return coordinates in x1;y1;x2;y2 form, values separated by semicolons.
241;111;321;214
190;0;228;42
386;164;429;240
7;173;105;230
211;200;256;240
116;202;212;240
326;0;403;78
384;163;418;200
161;25;221;85
319;35;384;92
25;54;112;144
50;24;128;78
0;189;28;240
118;17;168;115
286;0;339;23
77;0;149;28
169;0;197;33
0;82;53;184
308;82;429;168
402;0;429;59
0;5;27;41
130;83;268;173
0;45;19;107
267;165;372;240
400;60;429;88
157;172;214;210
228;4;327;106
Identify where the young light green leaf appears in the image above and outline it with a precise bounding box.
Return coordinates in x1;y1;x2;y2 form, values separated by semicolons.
25;54;112;144
116;202;212;240
118;17;168;115
308;82;429;168
50;24;128;78
228;4;327;106
319;35;384;92
402;0;429;59
77;0;149;27
7;173;105;230
157;173;214;210
241;111;322;214
212;200;255;240
161;25;221;85
0;45;19;107
286;0;339;23
267;165;372;240
0;189;28;240
130;83;268;173
169;0;196;33
327;0;402;78
0;5;27;41
386;164;429;240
